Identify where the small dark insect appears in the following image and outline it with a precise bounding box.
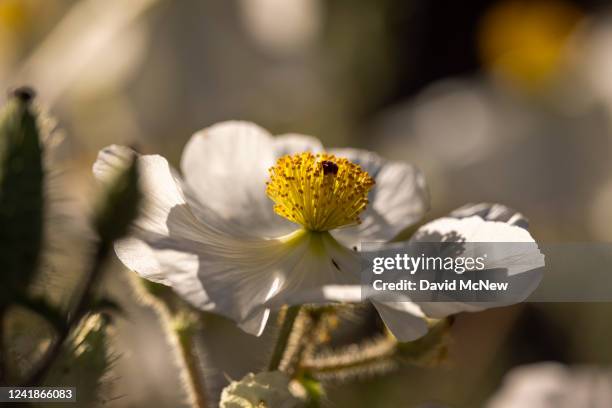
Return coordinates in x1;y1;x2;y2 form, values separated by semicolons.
331;258;341;271
321;160;339;176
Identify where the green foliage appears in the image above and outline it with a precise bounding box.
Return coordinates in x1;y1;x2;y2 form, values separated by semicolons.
0;88;44;303
296;374;324;408
0;88;139;390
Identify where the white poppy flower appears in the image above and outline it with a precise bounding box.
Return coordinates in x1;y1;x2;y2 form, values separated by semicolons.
487;362;612;408
93;121;543;341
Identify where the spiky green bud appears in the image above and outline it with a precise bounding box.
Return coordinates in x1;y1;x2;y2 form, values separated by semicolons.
0;87;44;303
93;152;140;245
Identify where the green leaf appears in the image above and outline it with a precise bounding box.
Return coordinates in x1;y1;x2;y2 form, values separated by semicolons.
297;373;324;408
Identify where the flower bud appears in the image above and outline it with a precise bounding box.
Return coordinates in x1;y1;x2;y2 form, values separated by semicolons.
93;151;140;245
0;87;44;303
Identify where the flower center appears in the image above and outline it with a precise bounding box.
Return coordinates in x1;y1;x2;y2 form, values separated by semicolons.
266;152;375;231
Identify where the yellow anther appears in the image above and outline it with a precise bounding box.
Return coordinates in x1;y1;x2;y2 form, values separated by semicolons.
266;152;375;231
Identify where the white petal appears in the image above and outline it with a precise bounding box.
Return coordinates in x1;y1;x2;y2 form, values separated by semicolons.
410;214;544;318
237;309;271;337
181;122;322;237
116;213;273;336
94;145;190;236
261;234;431;343
94;145;216;310
414;215;537;243
450;203;529;229
142;206;284;330
371;300;429;342
180;121;277;234
152;245;213;310
119;214;274;335
329;148;429;248
180;122;323;238
262;232;363;309
114;237;168;285
96;141;349;337
96;142;360;336
179;230;360;332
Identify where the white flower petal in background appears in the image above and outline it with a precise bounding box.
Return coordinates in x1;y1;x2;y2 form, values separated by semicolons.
410;81;497;166
572;17;612;114
238;0;321;56
487;362;612;408
374;80;503;172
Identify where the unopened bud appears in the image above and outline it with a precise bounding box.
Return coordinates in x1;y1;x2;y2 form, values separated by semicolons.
0;87;44;302
93;152;141;245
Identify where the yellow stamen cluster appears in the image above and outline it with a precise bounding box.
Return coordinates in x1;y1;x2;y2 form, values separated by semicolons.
266;152;375;231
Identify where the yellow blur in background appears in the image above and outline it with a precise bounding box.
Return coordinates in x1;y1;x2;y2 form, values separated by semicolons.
479;0;583;91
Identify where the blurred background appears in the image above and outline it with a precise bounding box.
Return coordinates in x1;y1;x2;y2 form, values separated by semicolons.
3;0;612;406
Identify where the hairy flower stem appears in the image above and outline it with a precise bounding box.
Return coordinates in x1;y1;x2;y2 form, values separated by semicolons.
300;335;397;376
172;318;209;408
290;310;325;374
268;306;301;371
134;279;209;408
